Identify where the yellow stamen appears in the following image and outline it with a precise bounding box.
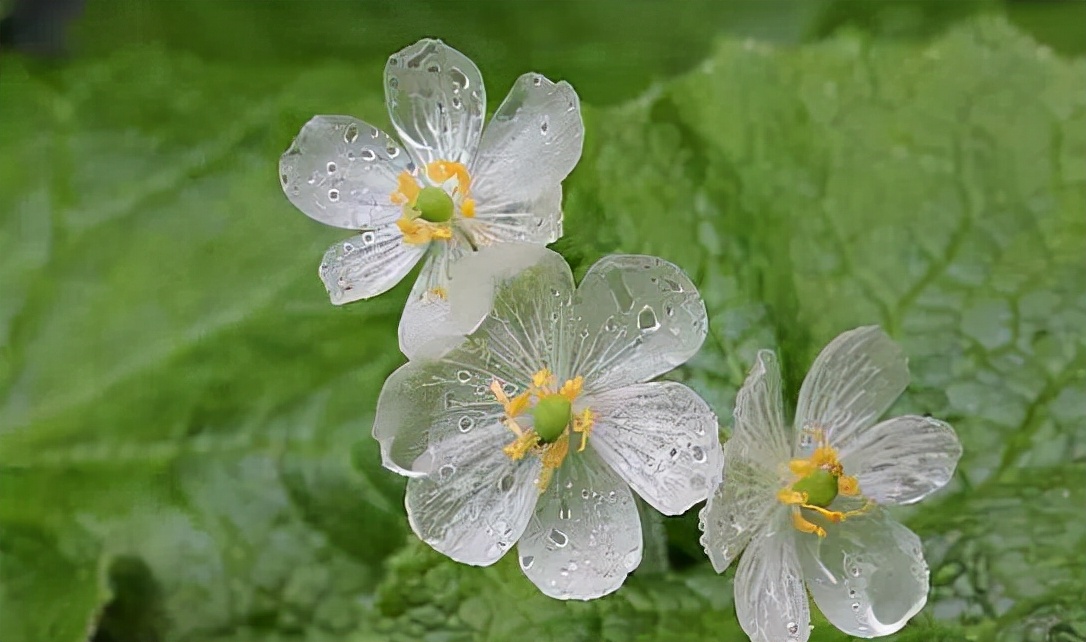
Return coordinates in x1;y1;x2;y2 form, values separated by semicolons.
559;376;583;401
426;160;472;194
572;408;594;452
532;368;555;391
791;507;826;537
460;197;475;218
391;170;421;205
428;286;448;300
396;217;431;244
838;474;861;496
504;431;539;461
536;433;570;491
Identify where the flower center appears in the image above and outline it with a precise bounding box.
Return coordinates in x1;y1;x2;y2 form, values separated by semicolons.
776;428;872;537
490;368;595;492
391;160;476;244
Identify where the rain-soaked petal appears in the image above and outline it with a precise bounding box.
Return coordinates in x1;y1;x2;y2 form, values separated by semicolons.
397;244;469;360
734;349;792;465
797;510;929;638
438;245;575;382
385;39;486;167
280;115;412;230
840;415;962;506
516;448;641;600
319;228;426;304
588;381;722;515
699;445;783;573
735;515;811;642
472;72;583;214
793;326;908;455
406;438;541;567
465;185;563;246
570;255;707;393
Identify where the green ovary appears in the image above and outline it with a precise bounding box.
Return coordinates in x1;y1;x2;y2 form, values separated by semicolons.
532;395;572;443
414;186;454;222
792;468;839;507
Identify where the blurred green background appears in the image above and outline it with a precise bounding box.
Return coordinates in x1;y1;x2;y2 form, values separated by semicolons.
1;1;1084;641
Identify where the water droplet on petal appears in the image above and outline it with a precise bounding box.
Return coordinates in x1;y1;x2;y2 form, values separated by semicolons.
456;370;472;383
498;474;515;492
328;188;340;202
360;231;376;245
637;306;659;332
520;555;535;570
326;161;337;174
547;528;568;548
344;123;359;143
691;446;706;463
438;464;456;481
360;149;377;162
458;416;474;433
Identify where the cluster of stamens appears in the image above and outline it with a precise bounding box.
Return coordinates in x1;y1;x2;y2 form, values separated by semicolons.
391;160;476;245
777;427;873;537
490;368;595;492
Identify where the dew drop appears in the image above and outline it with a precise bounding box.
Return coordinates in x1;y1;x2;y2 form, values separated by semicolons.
580;489;590;499
547;528;568;548
343;123;359;143
558;504;572;520
438;464;456;480
520;555;535;570
498;473;515;492
532;74;543;86
540;119;549;135
387;146;400;158
426;63;441;73
787;621;799;636
458;416;474;433
360;231;376;245
452;96;462;109
456;370;472;383
342;242;355;254
388;77;399;90
851;602;861;612
502;382;517;396
637;306;659;332
848;588;858;598
326;161;337;174
327;188;340;202
604;317;618;332
360;149;377;161
691;446;706;463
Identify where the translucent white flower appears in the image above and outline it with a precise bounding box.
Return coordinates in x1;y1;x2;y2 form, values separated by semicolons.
279;39;584;358
372;245;723;600
699;326;962;642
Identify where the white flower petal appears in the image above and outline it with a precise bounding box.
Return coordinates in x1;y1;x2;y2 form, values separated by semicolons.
465;185;563;246
840;415;962;505
471;72;583;217
318;229;425;304
516;449;641;600
797;510;929;638
699;444;783;573
735;514;810;642
405;441;541;566
570;255;707;392
279;116;411;229
734;349;792;464
397;243;475;360
385;39;486;167
794;326;908;454
445;245;575;383
588;381;722;515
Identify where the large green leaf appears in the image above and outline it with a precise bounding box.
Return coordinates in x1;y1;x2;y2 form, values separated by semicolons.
1;9;1083;642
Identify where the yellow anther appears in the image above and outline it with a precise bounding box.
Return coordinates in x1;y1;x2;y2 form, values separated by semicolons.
559;376;584;401
391;170;421;206
504;431;540;461
426;160;472;194
791;508;826;538
507;392;532;418
573;408;594;452
777;488;808;506
431;226;452;240
532;368;555;391
460;197;476;218
838;474;861;497
428;286;448;300
535;434;570;492
396;217;431;244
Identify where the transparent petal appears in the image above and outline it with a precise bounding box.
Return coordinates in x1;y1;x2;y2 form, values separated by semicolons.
318;229;425;304
385;39;486;167
398;243;470;360
279;115;412;229
471;72;583;214
405;440;541;566
588;381;723;515
699;444;783;573
447;245;575;383
735;514;810;642
840;415;962;505
734;349;792;464
794;326;908;454
465;185;563;246
570;255;707;393
797;510;929;638
372;359;509;477
377;246;573;474
516;449;641;600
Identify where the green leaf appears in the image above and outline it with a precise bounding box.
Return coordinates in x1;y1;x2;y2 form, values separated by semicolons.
1;9;1084;642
